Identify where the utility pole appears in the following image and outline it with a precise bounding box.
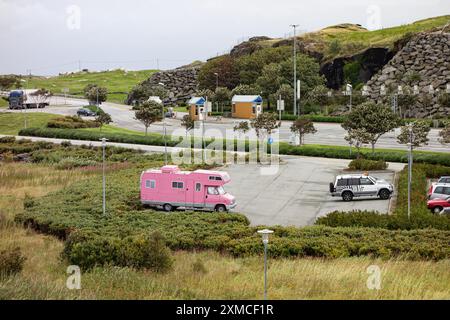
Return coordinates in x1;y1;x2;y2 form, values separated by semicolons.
162;103;167;165
407;125;413;221
290;24;299;116
100;138;108;215
214;72;219;112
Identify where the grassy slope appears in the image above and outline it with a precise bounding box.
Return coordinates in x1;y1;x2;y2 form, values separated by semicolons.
0;113;59;135
260;15;450;60
1;162;449;299
23;69;157;104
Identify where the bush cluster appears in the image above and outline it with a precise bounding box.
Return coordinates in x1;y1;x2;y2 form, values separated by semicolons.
0;247;26;278
15;165;450;264
64;231;173;272
348;159;388;171
47;116;100;129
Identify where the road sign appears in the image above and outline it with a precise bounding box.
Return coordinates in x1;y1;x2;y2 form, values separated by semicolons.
205;101;212;112
277;100;285;111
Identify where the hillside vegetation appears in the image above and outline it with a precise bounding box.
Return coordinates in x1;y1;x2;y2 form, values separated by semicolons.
19;69;157;104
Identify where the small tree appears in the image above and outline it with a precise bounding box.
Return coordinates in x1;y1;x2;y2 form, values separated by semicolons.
213;87;231;113
290;117;317;145
344;128;372;158
397;121;431;148
233;121;250;136
231;84;261;96
342;102;400;153
181;114;195;139
196;88;214;101
439;121;450;145
95;112;112;131
250;113;280;139
0;76;21;90
134;100;162;136
84;84;107;106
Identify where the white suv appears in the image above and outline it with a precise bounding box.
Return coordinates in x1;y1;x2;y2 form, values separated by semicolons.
329;174;394;201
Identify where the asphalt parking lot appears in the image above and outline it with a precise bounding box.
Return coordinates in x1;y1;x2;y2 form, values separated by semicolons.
223;156;402;227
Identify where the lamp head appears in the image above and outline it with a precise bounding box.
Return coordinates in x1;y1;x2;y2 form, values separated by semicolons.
257;229;274;244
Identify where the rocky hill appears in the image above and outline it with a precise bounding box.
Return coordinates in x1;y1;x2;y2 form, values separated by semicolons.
366;31;450;118
126;62;203;105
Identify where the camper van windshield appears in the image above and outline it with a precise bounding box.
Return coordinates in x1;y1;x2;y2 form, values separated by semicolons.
217;186;225;195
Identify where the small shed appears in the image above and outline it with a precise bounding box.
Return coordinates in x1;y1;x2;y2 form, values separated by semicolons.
188;96;206;121
231;95;263;119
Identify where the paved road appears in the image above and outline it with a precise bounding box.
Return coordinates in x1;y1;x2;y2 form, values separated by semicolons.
223;156;403;227
3;96;449;153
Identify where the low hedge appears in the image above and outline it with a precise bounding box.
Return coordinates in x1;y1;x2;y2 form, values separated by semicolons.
47;116;100;129
19;127;450;166
348;159;388;171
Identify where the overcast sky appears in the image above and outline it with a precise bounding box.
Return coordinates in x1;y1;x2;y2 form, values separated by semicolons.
1;0;449;75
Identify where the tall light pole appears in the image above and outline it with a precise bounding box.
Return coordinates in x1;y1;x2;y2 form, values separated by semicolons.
290;24;299;116
157;83;168;165
100;138;108;215
407;124;414;220
257;229;274;300
214;72;219;112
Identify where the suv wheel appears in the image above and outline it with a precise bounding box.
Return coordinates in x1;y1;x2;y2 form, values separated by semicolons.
379;189;391;200
342;191;353;202
432;206;443;214
163;203;173;212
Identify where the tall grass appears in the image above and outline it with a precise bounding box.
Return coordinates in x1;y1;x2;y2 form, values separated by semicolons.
1;163;449;299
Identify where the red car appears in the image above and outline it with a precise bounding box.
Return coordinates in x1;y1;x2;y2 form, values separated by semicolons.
427;197;450;214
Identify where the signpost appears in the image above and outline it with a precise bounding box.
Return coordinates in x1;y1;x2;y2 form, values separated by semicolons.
276;96;285;122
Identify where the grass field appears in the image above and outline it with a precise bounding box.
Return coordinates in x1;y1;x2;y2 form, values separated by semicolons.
23;69;157;104
0;98;8;109
0;112;59;135
1;162;449;299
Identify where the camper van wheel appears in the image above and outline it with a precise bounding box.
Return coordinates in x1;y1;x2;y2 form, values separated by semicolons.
215;205;227;212
163;204;173;212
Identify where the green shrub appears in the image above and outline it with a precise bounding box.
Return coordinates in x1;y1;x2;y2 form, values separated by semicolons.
47;116;100;129
0;247;26;278
55;157;97;170
0;136;15;143
348;159;388;171
15;166;450;262
64;232;172;272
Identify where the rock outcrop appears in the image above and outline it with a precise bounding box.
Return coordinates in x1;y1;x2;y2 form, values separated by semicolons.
320;48;394;89
366;32;450;117
230;36;272;58
127;62;203;105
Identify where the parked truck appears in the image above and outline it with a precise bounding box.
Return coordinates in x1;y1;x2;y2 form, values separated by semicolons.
8;89;50;109
140;165;236;212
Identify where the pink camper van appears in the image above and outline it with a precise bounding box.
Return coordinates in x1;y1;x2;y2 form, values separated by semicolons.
140;165;236;212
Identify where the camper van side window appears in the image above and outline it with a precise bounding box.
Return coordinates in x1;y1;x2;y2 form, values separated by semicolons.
172;181;184;189
145;180;155;189
195;183;201;192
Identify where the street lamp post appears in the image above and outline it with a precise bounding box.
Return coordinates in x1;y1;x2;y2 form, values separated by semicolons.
290;24;299;116
407;125;414;220
214;73;219;112
257;229;274;300
100;138;108;215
